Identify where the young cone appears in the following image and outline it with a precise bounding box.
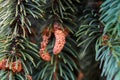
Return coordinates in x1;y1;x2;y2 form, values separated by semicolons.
40;52;51;61
12;60;22;73
39;28;51;61
0;59;8;70
53;22;66;55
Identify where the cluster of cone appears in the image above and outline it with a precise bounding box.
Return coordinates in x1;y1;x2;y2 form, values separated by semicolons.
0;59;32;80
39;22;68;61
0;59;22;73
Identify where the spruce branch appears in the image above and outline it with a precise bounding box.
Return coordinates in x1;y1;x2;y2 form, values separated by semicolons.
34;36;79;80
35;0;80;79
75;1;103;79
96;0;120;80
0;0;43;79
75;7;101;58
44;0;80;33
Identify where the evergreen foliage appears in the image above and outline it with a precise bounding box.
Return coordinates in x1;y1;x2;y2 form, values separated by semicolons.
34;0;80;80
0;0;43;79
0;0;120;80
75;1;102;79
96;0;120;80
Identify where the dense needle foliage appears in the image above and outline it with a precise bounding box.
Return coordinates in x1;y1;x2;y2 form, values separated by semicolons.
0;0;120;80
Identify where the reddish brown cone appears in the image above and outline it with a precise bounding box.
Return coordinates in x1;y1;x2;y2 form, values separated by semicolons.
53;22;66;55
40;52;51;61
12;60;22;73
102;35;109;46
0;59;8;70
102;35;109;41
39;28;51;61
